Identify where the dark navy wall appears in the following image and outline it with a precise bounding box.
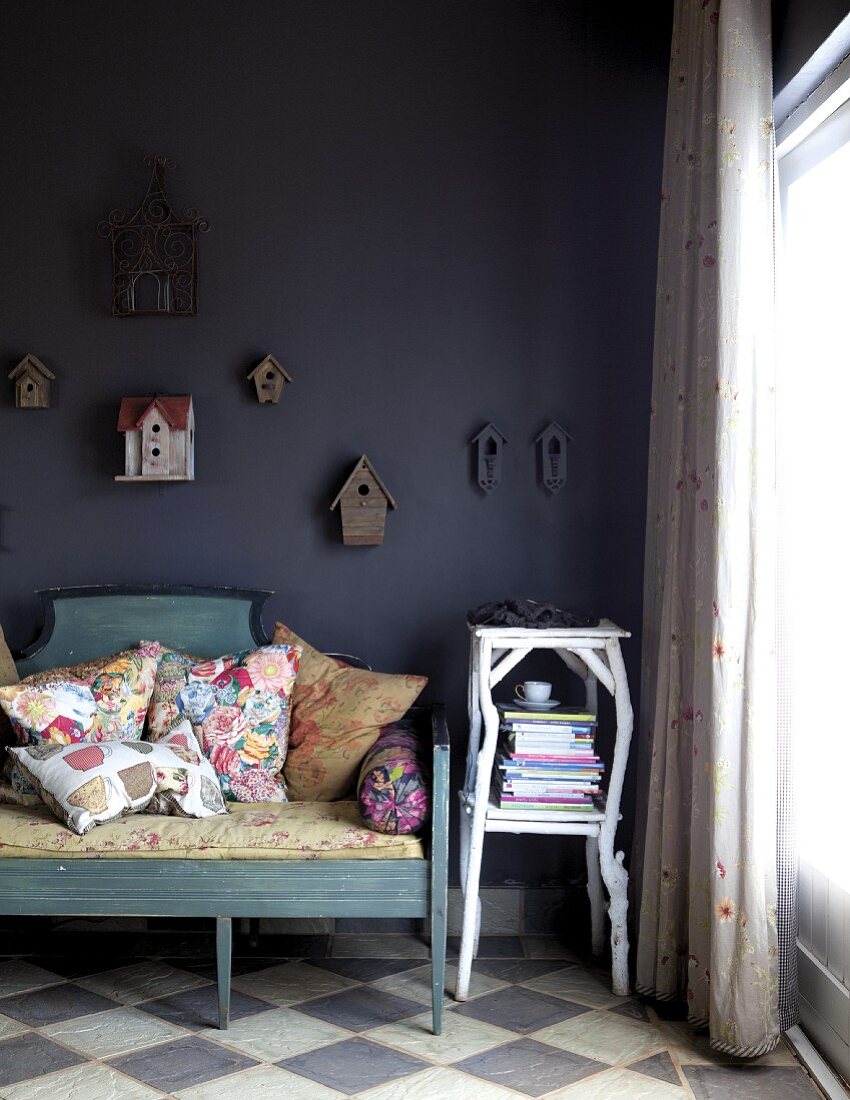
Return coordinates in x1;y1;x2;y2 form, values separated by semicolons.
0;0;671;885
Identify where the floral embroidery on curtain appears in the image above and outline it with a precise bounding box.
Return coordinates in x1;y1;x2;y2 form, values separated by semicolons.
635;0;779;1057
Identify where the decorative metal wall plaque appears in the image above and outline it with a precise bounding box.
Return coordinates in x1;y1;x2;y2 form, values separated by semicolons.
98;156;209;317
470;423;508;492
535;421;572;493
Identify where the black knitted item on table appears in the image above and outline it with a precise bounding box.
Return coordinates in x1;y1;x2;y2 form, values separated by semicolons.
466;599;599;629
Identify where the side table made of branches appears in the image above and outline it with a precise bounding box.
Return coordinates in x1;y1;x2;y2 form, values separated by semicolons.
456;621;633;1000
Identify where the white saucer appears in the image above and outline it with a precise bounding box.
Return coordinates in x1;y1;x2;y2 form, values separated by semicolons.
512;698;561;709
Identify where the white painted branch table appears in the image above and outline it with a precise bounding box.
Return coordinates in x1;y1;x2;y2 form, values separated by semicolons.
456;621;633;1000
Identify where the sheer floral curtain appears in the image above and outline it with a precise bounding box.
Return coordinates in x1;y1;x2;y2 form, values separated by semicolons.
634;0;779;1056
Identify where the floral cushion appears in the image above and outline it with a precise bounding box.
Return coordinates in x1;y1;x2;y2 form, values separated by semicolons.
8;723;226;836
0;642;161;746
357;723;430;834
273;622;427;801
148;645;301;803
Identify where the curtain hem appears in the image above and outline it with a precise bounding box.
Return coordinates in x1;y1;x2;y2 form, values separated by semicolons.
635;983;781;1058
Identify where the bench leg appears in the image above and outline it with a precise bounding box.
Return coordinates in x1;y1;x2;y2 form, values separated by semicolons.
216;916;232;1030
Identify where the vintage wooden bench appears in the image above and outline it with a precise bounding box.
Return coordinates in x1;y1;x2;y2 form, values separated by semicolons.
0;585;449;1033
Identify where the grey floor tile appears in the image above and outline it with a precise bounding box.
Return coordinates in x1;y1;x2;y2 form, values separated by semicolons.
335;918;419;933
26;955;137;980
109;1035;258;1093
683;1065;822;1099
0;982;118;1026
0;1031;85;1088
471;958;578;983
331;934;430;959
307;957;426;983
630;1050;681;1084
447;935;524;957
453;984;591;1033
294;986;423;1032
279;1035;427;1095
139;984;274;1031
164;955;285;980
610;998;652;1022
454;1037;604;1097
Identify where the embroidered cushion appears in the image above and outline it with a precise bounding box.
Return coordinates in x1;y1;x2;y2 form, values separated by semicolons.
272;622;427;801
8;722;226;835
148;645;301;803
357;723;430;834
0;642;161;746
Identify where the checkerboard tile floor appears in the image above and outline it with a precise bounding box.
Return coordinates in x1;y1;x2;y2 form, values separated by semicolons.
0;936;823;1098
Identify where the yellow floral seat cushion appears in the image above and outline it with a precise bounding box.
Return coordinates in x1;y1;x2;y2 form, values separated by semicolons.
0;799;424;860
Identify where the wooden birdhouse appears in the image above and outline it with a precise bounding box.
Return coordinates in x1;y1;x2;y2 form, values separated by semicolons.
116;395;195;482
470;423;508;492
535;421;573;493
330;455;397;545
9;354;54;409
248;355;292;404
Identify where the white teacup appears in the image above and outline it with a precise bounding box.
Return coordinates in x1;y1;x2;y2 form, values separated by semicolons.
515;681;552;703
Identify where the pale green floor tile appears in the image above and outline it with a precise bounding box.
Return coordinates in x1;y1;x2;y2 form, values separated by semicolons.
372;962;506;1007
230;959;355;1005
2;1062;163;1100
0;960;65;999
356;1064;520;1099
0;1010;27;1039
548;1066;688;1098
522;965;629;1009
76;961;209;1005
200;1005;350;1060
367;1008;514;1064
41;1005;185;1059
534;1009;667;1064
174;1064;344;1099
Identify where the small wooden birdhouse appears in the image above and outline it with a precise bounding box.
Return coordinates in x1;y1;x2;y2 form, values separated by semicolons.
248;355;292;404
116;395;195;482
9;354;55;409
535;421;572;493
470;423;508;492
330;455;397;545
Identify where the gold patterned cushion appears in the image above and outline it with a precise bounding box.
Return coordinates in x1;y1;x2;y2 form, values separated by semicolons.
0;798;424;859
273;622;426;801
0;624;19;750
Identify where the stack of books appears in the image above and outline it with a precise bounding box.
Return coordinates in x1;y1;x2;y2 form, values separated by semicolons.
491;704;604;813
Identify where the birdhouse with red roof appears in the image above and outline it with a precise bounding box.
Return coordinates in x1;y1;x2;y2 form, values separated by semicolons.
116;395;195;482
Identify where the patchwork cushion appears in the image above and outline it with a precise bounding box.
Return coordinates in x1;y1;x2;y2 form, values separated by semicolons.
357;723;430;834
273;622;427;801
148;645;301;803
8;723;226;835
0;642;161;746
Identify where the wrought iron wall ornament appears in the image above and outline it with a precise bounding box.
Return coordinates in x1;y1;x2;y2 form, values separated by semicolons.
535;421;572;493
98;156;209;316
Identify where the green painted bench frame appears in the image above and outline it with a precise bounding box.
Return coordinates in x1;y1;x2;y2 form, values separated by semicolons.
0;586;450;1033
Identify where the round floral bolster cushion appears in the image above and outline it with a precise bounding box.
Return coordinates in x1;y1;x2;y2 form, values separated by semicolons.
356;723;430;835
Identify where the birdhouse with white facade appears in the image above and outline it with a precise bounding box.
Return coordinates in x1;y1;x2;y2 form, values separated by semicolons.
116;395;195;482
